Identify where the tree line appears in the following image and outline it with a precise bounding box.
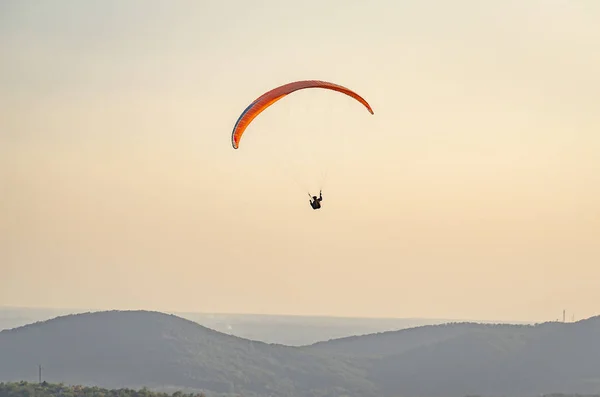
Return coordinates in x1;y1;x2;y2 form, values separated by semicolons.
0;382;207;397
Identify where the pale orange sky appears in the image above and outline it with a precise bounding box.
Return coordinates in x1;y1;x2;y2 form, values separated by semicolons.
1;0;599;323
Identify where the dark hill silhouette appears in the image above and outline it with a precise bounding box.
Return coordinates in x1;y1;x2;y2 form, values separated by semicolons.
1;310;600;397
367;317;600;397
0;310;376;397
307;321;534;357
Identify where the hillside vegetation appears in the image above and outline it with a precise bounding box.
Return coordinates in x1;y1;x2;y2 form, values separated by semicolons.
0;381;206;397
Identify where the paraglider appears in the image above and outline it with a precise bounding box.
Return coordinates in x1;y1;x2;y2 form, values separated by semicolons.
231;80;374;149
230;79;374;209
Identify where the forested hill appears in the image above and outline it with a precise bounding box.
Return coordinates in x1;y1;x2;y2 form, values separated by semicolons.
1;310;600;397
307;316;600;396
0;310;376;397
306;321;533;357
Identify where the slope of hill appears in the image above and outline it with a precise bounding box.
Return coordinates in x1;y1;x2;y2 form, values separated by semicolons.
306;319;600;395
1;310;600;397
366;317;600;397
0;310;376;397
0;307;80;334
307;321;534;357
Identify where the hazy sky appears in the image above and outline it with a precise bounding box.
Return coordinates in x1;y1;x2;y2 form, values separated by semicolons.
1;0;599;323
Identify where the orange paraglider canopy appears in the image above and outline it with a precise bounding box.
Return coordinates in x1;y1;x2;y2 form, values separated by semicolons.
231;80;374;149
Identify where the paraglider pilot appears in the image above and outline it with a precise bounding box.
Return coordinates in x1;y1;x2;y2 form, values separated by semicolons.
310;191;323;210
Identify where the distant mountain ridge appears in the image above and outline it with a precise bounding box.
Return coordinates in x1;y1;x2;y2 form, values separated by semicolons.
306;321;537;357
1;310;599;397
0;310;378;397
368;317;600;397
0;305;529;346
